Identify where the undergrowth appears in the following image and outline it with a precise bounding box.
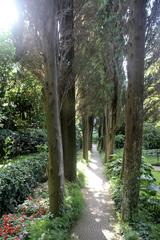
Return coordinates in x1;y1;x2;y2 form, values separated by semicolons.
28;183;84;240
28;154;85;240
103;152;160;240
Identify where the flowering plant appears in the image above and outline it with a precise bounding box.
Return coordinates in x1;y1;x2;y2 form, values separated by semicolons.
0;193;48;239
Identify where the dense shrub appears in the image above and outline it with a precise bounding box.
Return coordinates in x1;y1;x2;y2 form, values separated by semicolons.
143;123;160;149
115;134;125;148
104;153;160;239
0;152;47;215
115;123;160;150
0;129;47;159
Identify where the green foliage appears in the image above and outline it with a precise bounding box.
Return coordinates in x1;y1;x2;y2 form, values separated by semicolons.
0;152;47;215
0;71;44;129
143;123;160;149
104;155;122;210
28;183;84;240
105;154;122;178
115;134;125;148
115;123;160;151
122;225;140;240
104;152;160;239
0;128;47;160
140;161;156;195
77;170;86;188
0;33;44;130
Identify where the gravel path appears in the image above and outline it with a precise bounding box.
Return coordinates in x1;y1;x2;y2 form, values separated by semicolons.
72;145;120;240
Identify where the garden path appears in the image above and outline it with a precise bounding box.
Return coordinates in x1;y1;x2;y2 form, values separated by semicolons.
72;145;121;240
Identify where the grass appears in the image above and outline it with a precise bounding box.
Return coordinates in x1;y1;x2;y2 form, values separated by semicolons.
153;170;160;185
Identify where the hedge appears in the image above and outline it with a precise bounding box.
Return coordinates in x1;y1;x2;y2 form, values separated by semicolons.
0;152;47;215
0;129;47;159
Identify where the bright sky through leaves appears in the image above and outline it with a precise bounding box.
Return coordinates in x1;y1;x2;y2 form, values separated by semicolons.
0;0;18;31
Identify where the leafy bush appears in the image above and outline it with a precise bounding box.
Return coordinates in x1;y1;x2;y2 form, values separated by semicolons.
123;226;140;240
115;134;125;148
0;152;47;215
0;129;47;159
143;123;160;149
104;153;160;239
28;183;84;240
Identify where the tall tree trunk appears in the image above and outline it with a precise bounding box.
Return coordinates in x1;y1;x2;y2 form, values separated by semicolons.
88;115;94;151
98;116;105;151
121;0;146;221
105;68;119;162
82;115;89;161
105;104;112;162
60;0;76;182
104;103;115;161
61;89;76;182
41;1;64;216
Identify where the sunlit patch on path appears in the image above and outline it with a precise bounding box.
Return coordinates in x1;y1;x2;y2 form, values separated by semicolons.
72;145;121;240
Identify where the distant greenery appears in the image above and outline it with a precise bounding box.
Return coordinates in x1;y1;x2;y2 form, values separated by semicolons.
0;128;47;161
115;134;125;148
143;123;160;149
115;123;160;151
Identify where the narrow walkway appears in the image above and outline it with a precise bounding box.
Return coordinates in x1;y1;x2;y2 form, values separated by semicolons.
72;145;120;240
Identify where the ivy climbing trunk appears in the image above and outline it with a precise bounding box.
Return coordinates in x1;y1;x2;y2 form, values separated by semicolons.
60;0;76;182
121;0;146;221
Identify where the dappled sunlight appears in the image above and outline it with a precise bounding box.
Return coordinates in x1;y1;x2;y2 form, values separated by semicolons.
73;145;121;240
102;229;115;240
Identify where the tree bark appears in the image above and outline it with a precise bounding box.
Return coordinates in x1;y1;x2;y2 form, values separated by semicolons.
104;103;115;162
88;115;94;151
104;68;119;162
98;116;105;151
41;0;64;216
61;88;76;182
121;0;146;221
60;0;76;182
82;115;89;161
